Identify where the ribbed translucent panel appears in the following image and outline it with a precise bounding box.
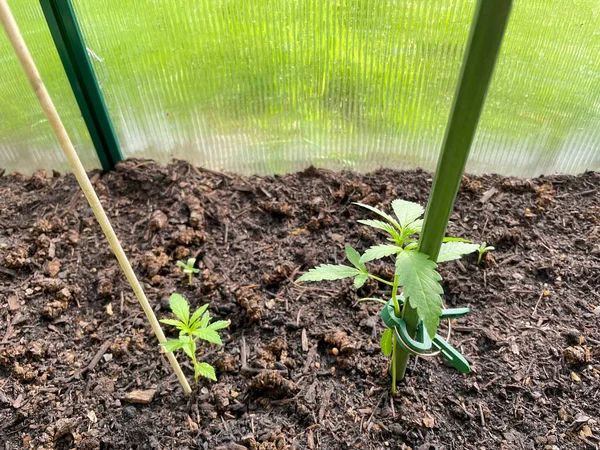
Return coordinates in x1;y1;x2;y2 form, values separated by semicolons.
1;1;599;176
0;1;98;173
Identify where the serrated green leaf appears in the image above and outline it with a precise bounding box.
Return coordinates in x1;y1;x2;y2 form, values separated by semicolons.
354;203;401;230
296;264;361;283
159;318;187;330
193;328;223;345
391;200;424;229
160;339;186;352
380;328;393;356
169;293;190;324
442;236;472;243
360;244;402;263
436;242;480;263
195;362;216;381
345;245;366;272
357;219;401;241
404;242;418;250
402;219;423;236
199;311;212;328
395;250;443;338
187;257;197;267
353;273;368;289
208;320;230;331
189;304;210;330
182;338;196;360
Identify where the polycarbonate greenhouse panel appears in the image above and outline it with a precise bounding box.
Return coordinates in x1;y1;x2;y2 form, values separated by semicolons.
0;1;99;173
1;1;599;176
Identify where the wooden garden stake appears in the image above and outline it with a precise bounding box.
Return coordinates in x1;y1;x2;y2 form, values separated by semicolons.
0;0;192;394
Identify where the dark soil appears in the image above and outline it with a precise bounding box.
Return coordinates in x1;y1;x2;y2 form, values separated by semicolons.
1;160;599;450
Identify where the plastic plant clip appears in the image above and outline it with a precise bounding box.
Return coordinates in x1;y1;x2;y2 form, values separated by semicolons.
380;298;471;374
439;307;470;320
394;319;433;353
432;334;471;374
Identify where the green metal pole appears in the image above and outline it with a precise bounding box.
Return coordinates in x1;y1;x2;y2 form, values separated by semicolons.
418;0;513;261
394;0;513;382
40;0;123;171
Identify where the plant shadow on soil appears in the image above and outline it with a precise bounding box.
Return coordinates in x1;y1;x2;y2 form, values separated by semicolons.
0;160;599;449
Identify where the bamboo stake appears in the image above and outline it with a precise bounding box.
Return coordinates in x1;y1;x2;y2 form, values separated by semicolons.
0;0;191;394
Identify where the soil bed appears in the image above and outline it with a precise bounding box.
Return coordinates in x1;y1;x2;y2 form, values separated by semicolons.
1;160;599;450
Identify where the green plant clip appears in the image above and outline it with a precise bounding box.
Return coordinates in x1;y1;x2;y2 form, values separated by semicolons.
439;307;470;320
381;299;432;353
432;335;471;374
381;298;471;372
394;320;433;353
381;299;404;329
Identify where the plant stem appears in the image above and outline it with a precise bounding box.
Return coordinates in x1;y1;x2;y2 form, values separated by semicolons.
390;274;410;390
188;272;192;286
390;334;397;395
368;274;394;286
390;275;400;315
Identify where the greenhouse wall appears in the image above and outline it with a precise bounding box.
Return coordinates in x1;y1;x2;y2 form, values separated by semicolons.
1;0;599;176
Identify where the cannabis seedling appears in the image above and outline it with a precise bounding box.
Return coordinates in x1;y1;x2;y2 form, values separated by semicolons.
160;293;229;381
297;199;479;393
177;258;200;286
477;241;495;264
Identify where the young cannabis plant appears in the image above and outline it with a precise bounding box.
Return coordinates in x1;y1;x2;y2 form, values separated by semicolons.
297;199;479;391
177;258;200;286
477;241;495;264
160;293;229;382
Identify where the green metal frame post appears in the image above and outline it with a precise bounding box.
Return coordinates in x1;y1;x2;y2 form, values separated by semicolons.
418;0;513;260
394;0;514;381
40;0;122;171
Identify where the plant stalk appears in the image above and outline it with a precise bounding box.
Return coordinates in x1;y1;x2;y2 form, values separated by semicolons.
368;274;394;286
393;0;513;386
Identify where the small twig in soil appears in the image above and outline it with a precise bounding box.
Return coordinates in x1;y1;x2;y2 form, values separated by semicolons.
367;393;386;427
482;375;502;389
192;165;233;181
296;306;305;327
240;336;286;375
0;266;17;277
531;291;545;317
478;403;485;427
1;313;22;345
303;345;318;372
80;339;113;376
498;254;519;266
480;216;489;237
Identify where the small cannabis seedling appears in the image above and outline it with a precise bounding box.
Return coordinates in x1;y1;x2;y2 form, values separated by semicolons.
160;293;229;381
177;258;199;286
477;241;495;264
297;199;480;391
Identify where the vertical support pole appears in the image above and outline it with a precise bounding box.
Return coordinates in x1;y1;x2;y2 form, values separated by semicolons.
395;0;513;382
418;0;513;261
40;0;123;171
